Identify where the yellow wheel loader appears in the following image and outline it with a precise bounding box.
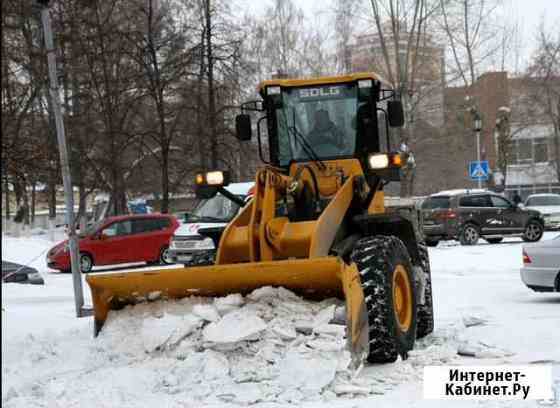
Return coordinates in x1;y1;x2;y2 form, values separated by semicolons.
86;72;434;363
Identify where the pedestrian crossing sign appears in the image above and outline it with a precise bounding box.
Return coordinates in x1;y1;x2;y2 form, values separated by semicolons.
469;161;489;180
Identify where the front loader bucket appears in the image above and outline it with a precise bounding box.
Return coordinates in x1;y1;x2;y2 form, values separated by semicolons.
86;257;369;359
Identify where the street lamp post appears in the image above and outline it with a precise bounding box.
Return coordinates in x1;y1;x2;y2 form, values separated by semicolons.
38;0;89;317
473;112;483;189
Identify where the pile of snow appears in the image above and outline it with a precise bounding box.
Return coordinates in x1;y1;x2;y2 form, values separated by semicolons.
2;285;458;407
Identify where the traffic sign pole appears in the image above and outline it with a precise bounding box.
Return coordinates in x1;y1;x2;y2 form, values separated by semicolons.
476;129;481;188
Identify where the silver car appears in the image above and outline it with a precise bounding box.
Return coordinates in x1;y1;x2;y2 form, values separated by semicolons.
520;235;560;292
524;193;560;230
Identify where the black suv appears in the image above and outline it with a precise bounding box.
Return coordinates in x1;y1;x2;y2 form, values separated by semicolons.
421;190;544;246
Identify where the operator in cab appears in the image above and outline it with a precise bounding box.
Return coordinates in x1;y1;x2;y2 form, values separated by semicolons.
307;109;347;151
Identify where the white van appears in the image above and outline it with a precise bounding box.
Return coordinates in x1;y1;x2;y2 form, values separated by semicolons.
169;182;254;266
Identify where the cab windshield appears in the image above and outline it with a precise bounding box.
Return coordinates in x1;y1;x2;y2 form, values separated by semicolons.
190;194;242;223
276;84;359;166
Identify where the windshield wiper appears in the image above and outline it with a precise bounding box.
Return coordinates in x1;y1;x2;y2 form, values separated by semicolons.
287;109;326;170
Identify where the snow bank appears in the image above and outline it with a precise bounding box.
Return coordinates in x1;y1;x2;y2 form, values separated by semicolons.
2;283;462;408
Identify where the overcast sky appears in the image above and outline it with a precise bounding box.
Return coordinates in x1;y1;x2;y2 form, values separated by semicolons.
236;0;560;70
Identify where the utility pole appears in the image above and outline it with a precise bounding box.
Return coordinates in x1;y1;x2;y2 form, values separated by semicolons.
473;111;483;189
38;0;89;317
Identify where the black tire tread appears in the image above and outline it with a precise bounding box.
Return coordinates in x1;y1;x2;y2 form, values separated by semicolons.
350;235;417;363
416;244;434;338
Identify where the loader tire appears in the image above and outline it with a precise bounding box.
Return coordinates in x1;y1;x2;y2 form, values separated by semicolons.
416;244;434;339
350;235;417;363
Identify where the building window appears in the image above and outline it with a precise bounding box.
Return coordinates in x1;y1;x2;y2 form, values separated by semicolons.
512;137;549;164
534;138;548;163
516;139;532;164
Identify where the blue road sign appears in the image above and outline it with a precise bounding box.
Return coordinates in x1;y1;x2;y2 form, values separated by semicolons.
469;160;489;181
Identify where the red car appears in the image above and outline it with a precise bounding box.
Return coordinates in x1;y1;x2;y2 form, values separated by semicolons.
47;214;179;273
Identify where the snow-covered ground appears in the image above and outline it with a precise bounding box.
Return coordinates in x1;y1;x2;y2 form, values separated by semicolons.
2;231;559;407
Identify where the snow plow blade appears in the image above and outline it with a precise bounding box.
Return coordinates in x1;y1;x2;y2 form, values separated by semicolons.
86;257;369;357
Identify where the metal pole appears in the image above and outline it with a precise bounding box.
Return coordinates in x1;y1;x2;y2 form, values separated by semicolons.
39;2;88;317
476;129;482;189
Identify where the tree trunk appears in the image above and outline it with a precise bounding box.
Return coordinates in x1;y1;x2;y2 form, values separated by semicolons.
161;146;169;213
197;28;207;171
78;184;87;231
31;182;36;225
205;0;218;168
4;176;10;220
48;177;57;219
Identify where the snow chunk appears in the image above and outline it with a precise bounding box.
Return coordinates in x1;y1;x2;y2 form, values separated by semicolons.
147;291;162;301
269;318;297;340
332;383;371;395
192;304;220;322
312;305;336;328
246;286;279;302
203;309;267;344
214;293;244;315
216;383;264;404
313;323;345;337
462;315;488;328
141;314;183;352
277;351;338;391
168;314;202;346
201;350;230;380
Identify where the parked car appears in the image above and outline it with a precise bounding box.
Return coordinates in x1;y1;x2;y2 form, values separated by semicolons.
520;235;560;292
2;261;44;285
524;193;560;230
47;213;179;273
421;189;544;246
168;182;254;266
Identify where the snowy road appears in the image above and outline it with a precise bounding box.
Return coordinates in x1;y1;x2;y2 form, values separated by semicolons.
2;232;559;407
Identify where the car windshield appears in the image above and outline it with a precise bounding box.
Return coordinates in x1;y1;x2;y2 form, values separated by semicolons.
422;196;450;210
190;194;242;222
276;84;359;166
525;195;560;206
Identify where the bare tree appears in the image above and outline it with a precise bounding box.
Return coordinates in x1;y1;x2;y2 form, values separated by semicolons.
122;0;195;213
333;0;359;74
368;0;441;196
526;23;560;183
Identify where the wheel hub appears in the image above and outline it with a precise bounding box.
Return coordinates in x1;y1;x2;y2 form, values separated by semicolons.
393;265;412;332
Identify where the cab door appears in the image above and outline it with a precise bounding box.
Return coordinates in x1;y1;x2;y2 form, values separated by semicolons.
489;195;525;233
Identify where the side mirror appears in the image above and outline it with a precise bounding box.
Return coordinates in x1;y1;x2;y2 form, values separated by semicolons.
98;233;108;240
388;100;404;127
516;203;525;209
183;212;191;222
235;114;252;141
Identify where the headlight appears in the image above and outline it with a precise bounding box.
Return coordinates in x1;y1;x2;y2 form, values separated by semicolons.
195;170;230;187
194;238;215;250
206;171;225;186
368;153;403;170
368;154;389;169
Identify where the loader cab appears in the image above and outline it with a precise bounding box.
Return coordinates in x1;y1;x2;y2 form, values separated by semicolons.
235;72;404;173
